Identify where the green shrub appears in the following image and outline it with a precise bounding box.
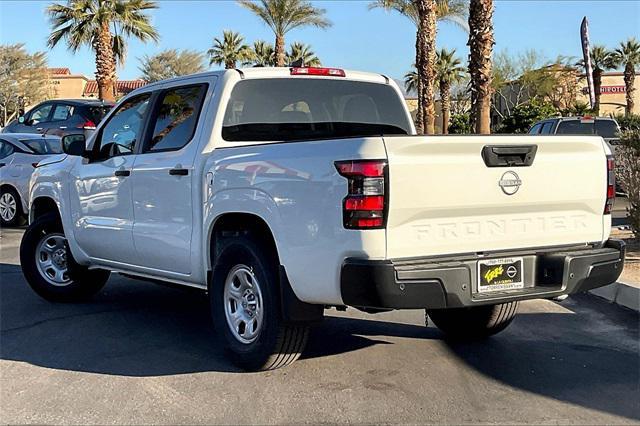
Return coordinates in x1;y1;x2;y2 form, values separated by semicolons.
496;101;558;134
616;129;640;240
614;113;640;132
560;101;595;117
448;113;473;134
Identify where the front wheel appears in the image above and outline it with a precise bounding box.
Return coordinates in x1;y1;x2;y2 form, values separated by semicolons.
210;235;308;371
20;213;110;302
427;301;519;340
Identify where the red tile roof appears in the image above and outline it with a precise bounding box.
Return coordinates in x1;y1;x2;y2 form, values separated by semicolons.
83;80;147;97
48;67;72;75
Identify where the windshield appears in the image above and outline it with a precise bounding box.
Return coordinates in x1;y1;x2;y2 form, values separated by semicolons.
222;78;412;142
85;106;113;124
556;119;620;139
21;138;63;154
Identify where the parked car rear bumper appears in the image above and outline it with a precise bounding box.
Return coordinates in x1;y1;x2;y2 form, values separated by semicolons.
340;240;626;309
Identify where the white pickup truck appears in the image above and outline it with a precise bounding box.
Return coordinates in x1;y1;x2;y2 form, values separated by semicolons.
21;67;625;371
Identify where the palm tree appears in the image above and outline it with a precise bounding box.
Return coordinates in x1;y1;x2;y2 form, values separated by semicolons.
47;0;159;102
369;0;469;134
468;0;494;134
208;30;253;69
286;42;321;67
369;0;469;30
404;66;418;94
436;48;465;134
610;38;640;116
415;0;438;134
251;40;276;67
238;0;331;67
577;45;614;115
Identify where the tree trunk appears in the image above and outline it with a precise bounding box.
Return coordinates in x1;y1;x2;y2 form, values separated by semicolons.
275;34;286;67
415;0;437;135
440;80;451;134
593;68;602;115
414;30;424;134
225;60;235;69
94;22;116;102
624;63;635;116
468;0;494;134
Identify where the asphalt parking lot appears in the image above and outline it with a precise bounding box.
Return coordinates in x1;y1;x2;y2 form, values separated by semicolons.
1;226;639;424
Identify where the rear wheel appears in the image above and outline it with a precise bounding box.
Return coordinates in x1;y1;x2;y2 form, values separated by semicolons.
0;187;24;227
427;301;519;340
20;212;110;302
210;235;308;371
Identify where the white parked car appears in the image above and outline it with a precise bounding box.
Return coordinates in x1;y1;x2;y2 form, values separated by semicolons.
0;134;63;226
21;67;625;371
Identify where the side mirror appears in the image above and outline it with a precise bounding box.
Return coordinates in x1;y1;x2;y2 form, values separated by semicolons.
18;116;25;124
62;134;88;157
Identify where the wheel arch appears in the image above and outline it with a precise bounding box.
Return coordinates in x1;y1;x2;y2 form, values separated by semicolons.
208;212;280;270
207;211;323;324
30;196;61;224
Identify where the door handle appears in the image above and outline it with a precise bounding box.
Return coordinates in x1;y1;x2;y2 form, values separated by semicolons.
169;168;189;176
59;126;67;130
36;127;44;132
114;169;130;177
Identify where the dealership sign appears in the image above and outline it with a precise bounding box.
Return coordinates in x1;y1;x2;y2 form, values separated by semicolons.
600;86;626;94
582;86;626;94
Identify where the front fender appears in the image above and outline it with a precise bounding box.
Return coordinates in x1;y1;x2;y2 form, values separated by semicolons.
29;159;91;265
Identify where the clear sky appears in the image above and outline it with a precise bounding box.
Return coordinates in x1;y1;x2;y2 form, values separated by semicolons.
1;0;638;81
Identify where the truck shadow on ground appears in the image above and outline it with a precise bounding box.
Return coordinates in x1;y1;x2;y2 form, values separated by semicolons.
1;263;638;420
0;263;429;376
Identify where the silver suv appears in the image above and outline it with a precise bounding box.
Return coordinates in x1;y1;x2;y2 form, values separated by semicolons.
528;116;621;145
0;134;63;226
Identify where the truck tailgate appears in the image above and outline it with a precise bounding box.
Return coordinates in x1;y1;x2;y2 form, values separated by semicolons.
383;135;608;259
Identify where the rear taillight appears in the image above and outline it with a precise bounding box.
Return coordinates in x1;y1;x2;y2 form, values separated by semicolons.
604;155;615;214
290;67;346;77
335;160;387;229
77;120;96;130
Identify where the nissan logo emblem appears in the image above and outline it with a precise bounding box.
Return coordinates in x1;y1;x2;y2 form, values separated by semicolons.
499;171;522;195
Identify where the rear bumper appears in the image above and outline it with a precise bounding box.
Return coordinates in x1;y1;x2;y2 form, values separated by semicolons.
340;240;626;310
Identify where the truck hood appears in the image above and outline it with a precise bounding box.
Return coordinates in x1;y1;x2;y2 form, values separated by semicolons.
36;154;68;168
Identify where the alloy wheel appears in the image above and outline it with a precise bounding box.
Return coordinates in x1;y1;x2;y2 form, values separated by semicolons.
0;192;17;222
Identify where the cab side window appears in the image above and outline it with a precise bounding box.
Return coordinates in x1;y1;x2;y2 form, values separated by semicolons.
0;141;15;160
28;104;53;125
93;94;151;161
144;84;207;152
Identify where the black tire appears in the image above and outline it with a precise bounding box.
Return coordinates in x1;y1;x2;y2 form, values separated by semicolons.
0;186;25;227
20;212;110;302
427;301;519;340
210;235;308;371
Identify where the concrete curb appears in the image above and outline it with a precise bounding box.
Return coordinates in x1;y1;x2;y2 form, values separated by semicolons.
589;282;640;312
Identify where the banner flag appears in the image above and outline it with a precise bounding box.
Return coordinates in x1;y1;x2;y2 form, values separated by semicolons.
580;17;596;109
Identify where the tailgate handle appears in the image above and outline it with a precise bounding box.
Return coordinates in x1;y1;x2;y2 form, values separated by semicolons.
482;145;537;167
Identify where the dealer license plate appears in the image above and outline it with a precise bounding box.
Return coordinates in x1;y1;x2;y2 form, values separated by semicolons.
477;257;524;293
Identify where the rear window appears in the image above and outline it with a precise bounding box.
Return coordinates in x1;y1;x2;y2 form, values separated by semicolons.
556;119;619;139
222;78;411;142
21;138;63;154
84;106;113;124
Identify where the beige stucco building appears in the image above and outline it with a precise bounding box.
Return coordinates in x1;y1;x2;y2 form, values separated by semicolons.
47;68;146;100
581;72;639;116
